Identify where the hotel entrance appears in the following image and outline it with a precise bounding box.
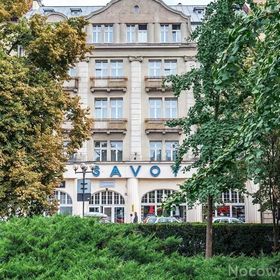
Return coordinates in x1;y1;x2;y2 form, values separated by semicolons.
89;190;125;223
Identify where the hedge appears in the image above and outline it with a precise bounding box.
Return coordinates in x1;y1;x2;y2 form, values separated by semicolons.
0;216;279;280
136;223;274;256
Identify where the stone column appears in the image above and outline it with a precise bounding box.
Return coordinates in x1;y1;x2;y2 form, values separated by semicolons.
129;56;143;161
87;24;93;44
148;23;154;43
113;23;120;43
126;178;140;222
154;23;160;43
181;22;188;42
120;23;126;43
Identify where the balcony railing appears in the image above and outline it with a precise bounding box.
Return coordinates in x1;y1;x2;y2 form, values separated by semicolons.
93;119;127;134
144;76;172;92
90;77;128;93
63;78;79;92
145;118;182;134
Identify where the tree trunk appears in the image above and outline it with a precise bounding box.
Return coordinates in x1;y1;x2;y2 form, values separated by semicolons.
272;206;279;251
205;195;213;258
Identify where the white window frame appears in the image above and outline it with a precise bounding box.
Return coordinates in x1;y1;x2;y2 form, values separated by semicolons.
160;24;169;43
164;98;177;118
172;24;181;43
164;60;177;76
149;98;162;118
111;60;123;77
95;98;108;118
165;141;179;161
93;25;102;43
110;141;123;162
94;141;108;161
126;24;136;43
148;60;161;77
95;60;108;78
104;24;113;43
150;141;162;161
138;24;148;43
110;98;123;119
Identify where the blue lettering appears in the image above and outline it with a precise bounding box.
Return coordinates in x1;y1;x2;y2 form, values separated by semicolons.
92;165;100;177
129;166;141;177
150;165;161;177
110;166;122;177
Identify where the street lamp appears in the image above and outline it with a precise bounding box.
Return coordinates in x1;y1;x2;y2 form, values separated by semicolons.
73;163;95;217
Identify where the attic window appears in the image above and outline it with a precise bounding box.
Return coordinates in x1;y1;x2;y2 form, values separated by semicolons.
43;8;55;13
70;8;82;15
193;7;204;14
134;5;140;14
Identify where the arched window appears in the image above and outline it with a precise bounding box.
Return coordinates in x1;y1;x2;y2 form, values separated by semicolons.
89;190;125;223
141;189;187;221
133;5;140;14
54;191;73;215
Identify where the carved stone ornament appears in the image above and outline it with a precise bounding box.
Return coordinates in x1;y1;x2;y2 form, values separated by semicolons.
129;56;143;62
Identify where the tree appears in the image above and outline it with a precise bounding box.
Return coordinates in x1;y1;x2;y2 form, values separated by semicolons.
0;0;92;217
165;0;251;258
213;0;280;250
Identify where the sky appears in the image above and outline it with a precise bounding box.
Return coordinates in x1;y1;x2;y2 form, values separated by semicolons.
42;0;212;6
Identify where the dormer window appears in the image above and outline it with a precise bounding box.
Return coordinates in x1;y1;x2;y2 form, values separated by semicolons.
193;7;205;14
43;8;55;13
70;8;82;16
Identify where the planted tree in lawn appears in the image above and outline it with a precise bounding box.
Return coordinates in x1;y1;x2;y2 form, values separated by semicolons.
0;0;92;217
214;0;280;250
165;0;251;258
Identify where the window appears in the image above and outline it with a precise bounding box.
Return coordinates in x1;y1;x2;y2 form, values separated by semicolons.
160;24;169;43
149;98;162;118
104;24;113;43
126;25;136;43
94;141;107;161
149;98;177;119
165;98;177;118
134;5;140;14
148;59;177;77
148;60;161;77
54;191;73;215
70;8;82;16
95;98;108;118
172;24;181;42
111;141;123;162
111;98;123;119
95;98;123;119
164;60;177;76
68;67;77;77
150;141;162;161
111;60;123;77
166;141;179;161
95;60;108;78
93;24;114;43
93;25;102;43
138;24;147;43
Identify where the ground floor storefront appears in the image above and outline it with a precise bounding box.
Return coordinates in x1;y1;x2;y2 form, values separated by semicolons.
56;163;261;223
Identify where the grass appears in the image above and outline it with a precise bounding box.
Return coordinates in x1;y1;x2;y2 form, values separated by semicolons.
0;215;279;279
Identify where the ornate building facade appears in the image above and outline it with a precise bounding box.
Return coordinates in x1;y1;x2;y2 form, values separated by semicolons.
29;0;261;223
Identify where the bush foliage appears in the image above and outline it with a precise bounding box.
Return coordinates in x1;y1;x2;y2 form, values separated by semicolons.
0;216;278;279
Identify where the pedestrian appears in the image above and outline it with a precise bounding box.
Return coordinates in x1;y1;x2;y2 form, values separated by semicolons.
130;213;133;223
133;212;138;223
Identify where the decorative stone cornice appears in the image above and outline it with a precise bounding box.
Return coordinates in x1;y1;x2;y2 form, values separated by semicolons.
128;56;143;63
184;56;197;62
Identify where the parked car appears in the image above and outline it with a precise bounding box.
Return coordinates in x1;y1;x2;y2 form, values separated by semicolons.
145;216;181;224
213;217;244;224
84;212;111;223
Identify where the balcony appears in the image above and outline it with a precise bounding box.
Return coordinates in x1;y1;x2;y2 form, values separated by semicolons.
63;78;79;93
145;119;182;134
93;119;127;134
144;76;172;93
90;77;128;93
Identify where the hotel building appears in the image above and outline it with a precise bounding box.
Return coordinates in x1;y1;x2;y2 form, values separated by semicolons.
28;0;262;223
